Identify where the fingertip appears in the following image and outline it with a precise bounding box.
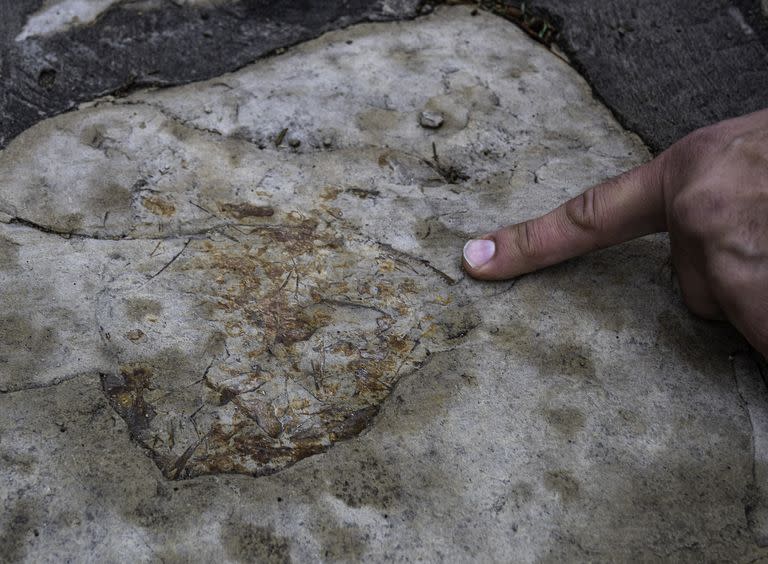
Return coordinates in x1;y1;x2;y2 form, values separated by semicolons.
463;238;495;269
462;234;516;280
463;222;543;280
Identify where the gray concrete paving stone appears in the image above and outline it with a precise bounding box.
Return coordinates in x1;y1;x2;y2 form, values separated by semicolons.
3;0;768;153
1;6;768;562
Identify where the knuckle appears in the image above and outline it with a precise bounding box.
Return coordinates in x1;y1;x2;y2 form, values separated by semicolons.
564;188;600;232
727;130;765;150
669;189;725;237
514;220;542;259
728;132;751;149
727;130;768;166
683;124;728;154
669;193;699;233
669;125;728;175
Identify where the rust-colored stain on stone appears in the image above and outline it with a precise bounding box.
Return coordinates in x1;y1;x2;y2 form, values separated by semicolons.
141;194;176;216
101;210;451;479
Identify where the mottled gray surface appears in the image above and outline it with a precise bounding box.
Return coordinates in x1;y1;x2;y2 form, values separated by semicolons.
3;0;768;154
526;0;768;152
0;0;423;149
2;7;768;562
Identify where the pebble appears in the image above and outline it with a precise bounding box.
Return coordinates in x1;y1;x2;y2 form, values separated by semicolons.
288;137;301;148
322;137;333;148
419;110;444;129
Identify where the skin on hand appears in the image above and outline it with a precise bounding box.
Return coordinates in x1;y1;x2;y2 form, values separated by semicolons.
463;108;768;358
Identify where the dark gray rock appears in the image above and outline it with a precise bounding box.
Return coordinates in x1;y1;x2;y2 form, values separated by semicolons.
524;0;768;151
0;0;422;149
3;0;768;153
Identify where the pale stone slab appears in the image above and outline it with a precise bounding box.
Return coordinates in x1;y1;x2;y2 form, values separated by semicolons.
1;6;767;561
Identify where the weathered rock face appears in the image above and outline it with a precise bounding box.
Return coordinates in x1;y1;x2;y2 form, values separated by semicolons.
2;6;767;562
98;219;458;479
1;0;425;149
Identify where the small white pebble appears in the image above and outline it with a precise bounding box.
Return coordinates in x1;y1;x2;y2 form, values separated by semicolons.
419;110;444;129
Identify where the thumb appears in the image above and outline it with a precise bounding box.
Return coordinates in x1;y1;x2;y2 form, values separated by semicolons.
463;157;668;280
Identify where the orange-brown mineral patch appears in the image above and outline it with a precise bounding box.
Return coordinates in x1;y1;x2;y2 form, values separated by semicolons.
99;212;454;479
141;194;176;216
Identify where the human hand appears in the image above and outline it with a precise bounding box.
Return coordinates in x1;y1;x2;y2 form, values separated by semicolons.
462;109;768;357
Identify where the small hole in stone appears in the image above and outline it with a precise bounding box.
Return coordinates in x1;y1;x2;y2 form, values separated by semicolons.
277;497;283;502
38;69;56;89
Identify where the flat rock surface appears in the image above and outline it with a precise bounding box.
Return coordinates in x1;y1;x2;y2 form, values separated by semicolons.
3;0;768;154
0;0;423;149
2;6;768;562
526;0;768;152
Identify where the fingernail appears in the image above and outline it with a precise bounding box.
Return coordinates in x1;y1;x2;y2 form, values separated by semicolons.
463;239;495;268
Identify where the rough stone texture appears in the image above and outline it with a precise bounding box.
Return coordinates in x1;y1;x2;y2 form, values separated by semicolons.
3;0;768;154
525;0;768;152
2;6;768;561
0;0;423;149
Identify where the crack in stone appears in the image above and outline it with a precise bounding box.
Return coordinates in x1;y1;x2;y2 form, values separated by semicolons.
375;241;458;285
146;238;191;281
732;352;758;494
5;215;258;243
0;372;90;395
731;349;768;547
8;216;125;240
113;99;229;140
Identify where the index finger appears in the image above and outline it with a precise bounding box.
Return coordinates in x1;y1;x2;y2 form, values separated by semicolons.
463;156;668;280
